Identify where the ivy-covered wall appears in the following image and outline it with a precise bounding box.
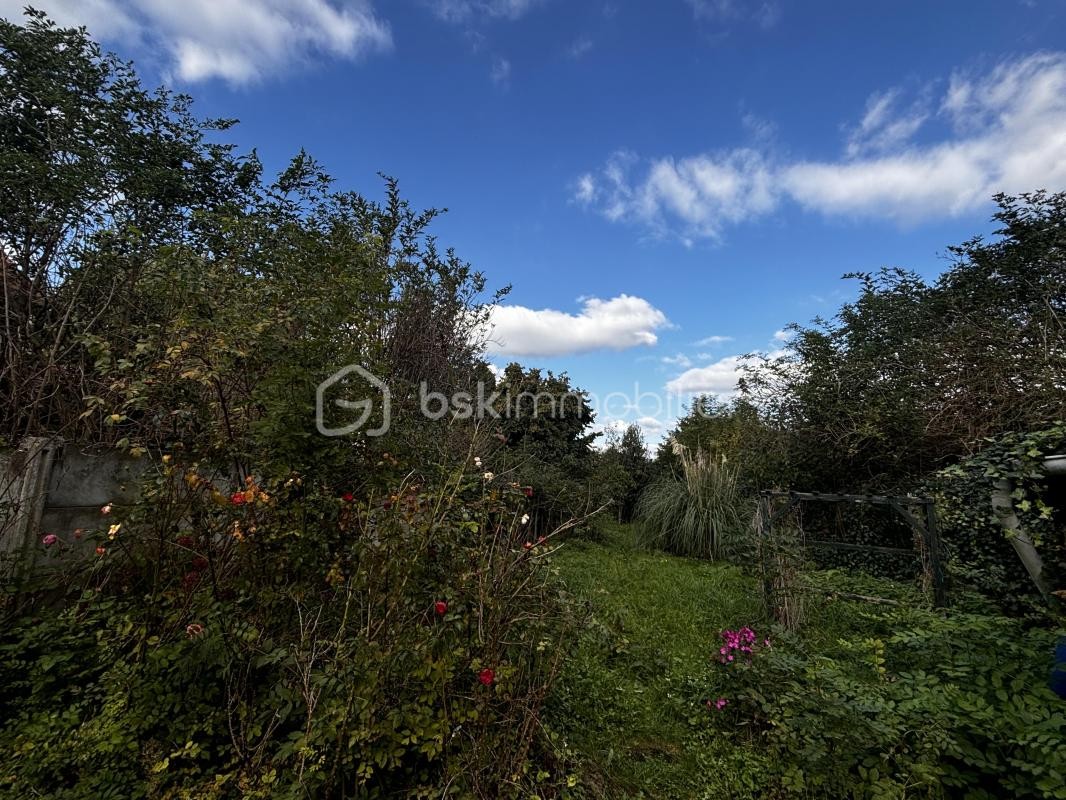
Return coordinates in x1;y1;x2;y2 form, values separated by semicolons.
928;423;1066;609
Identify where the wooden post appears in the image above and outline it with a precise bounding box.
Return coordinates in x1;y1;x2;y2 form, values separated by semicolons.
923;500;947;608
758;493;773;612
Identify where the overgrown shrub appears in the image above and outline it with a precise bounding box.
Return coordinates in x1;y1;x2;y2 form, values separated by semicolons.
701;610;1066;798
637;447;744;559
929;423;1066;609
0;465;572;798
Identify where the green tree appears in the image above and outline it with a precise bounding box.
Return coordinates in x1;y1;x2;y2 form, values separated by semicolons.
0;8;254;441
740;192;1066;493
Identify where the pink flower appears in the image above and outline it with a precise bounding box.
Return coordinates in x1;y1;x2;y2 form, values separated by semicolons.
41;534;58;547
478;668;495;686
714;697;728;710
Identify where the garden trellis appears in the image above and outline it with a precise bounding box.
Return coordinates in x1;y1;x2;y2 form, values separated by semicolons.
757;490;947;607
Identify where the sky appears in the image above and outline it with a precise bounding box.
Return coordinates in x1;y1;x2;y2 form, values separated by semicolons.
8;0;1066;444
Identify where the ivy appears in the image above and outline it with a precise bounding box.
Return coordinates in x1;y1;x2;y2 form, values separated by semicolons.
926;423;1066;608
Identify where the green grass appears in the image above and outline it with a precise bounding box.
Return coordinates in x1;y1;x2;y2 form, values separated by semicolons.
546;520;763;798
545;521;1056;799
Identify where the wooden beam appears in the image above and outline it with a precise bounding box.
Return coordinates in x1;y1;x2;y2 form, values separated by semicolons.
806;539;915;556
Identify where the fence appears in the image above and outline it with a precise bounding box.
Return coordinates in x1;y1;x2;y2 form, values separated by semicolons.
1;437;142;581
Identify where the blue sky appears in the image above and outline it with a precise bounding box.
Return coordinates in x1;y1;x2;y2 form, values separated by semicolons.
12;0;1066;443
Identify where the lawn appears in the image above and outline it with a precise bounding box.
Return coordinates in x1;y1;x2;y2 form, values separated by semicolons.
544;520;1066;800
546;520;764;798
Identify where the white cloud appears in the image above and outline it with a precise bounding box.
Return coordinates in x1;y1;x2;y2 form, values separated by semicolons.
635;415;665;433
695;334;733;346
666;345;787;396
573;173;598;204
684;0;781;28
567;35;594;59
486;294;669;357
2;0;392;85
575;52;1066;240
661;353;693;368
665;353;746;396
574;148;776;240
845;88;929;157
772;329;789;342
490;56;511;87
430;0;544;22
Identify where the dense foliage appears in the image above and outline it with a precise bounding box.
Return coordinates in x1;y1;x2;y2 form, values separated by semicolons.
929;424;1066;608
704;606;1066;798
3;10;1066;800
739;192;1066;495
0;13;570;798
1;471;570;798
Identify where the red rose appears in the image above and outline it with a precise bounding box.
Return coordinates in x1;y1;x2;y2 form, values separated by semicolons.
522;486;533;498
434;600;448;616
229;492;246;506
95;546;106;556
523;541;533;550
342;492;354;502
478;668;495;686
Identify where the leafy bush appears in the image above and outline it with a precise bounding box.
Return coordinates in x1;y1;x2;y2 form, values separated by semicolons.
701;609;1066;798
929;424;1066;609
0;467;572;798
637;447;744;559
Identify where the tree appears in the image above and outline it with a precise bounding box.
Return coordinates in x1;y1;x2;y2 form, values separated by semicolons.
491;364;601;531
658;396;784;494
0;8;254;441
739;192;1066;493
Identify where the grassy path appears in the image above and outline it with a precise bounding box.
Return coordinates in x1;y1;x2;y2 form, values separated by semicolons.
546;521;762;798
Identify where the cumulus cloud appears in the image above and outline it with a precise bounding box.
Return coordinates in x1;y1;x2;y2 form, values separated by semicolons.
665;353;746;396
0;0;392;84
485;294;669;357
574;52;1066;240
666;345;787;396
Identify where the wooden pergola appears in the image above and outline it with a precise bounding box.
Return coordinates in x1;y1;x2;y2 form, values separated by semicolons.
758;489;947;607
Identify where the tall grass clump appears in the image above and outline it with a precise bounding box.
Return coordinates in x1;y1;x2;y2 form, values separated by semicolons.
637;446;743;559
